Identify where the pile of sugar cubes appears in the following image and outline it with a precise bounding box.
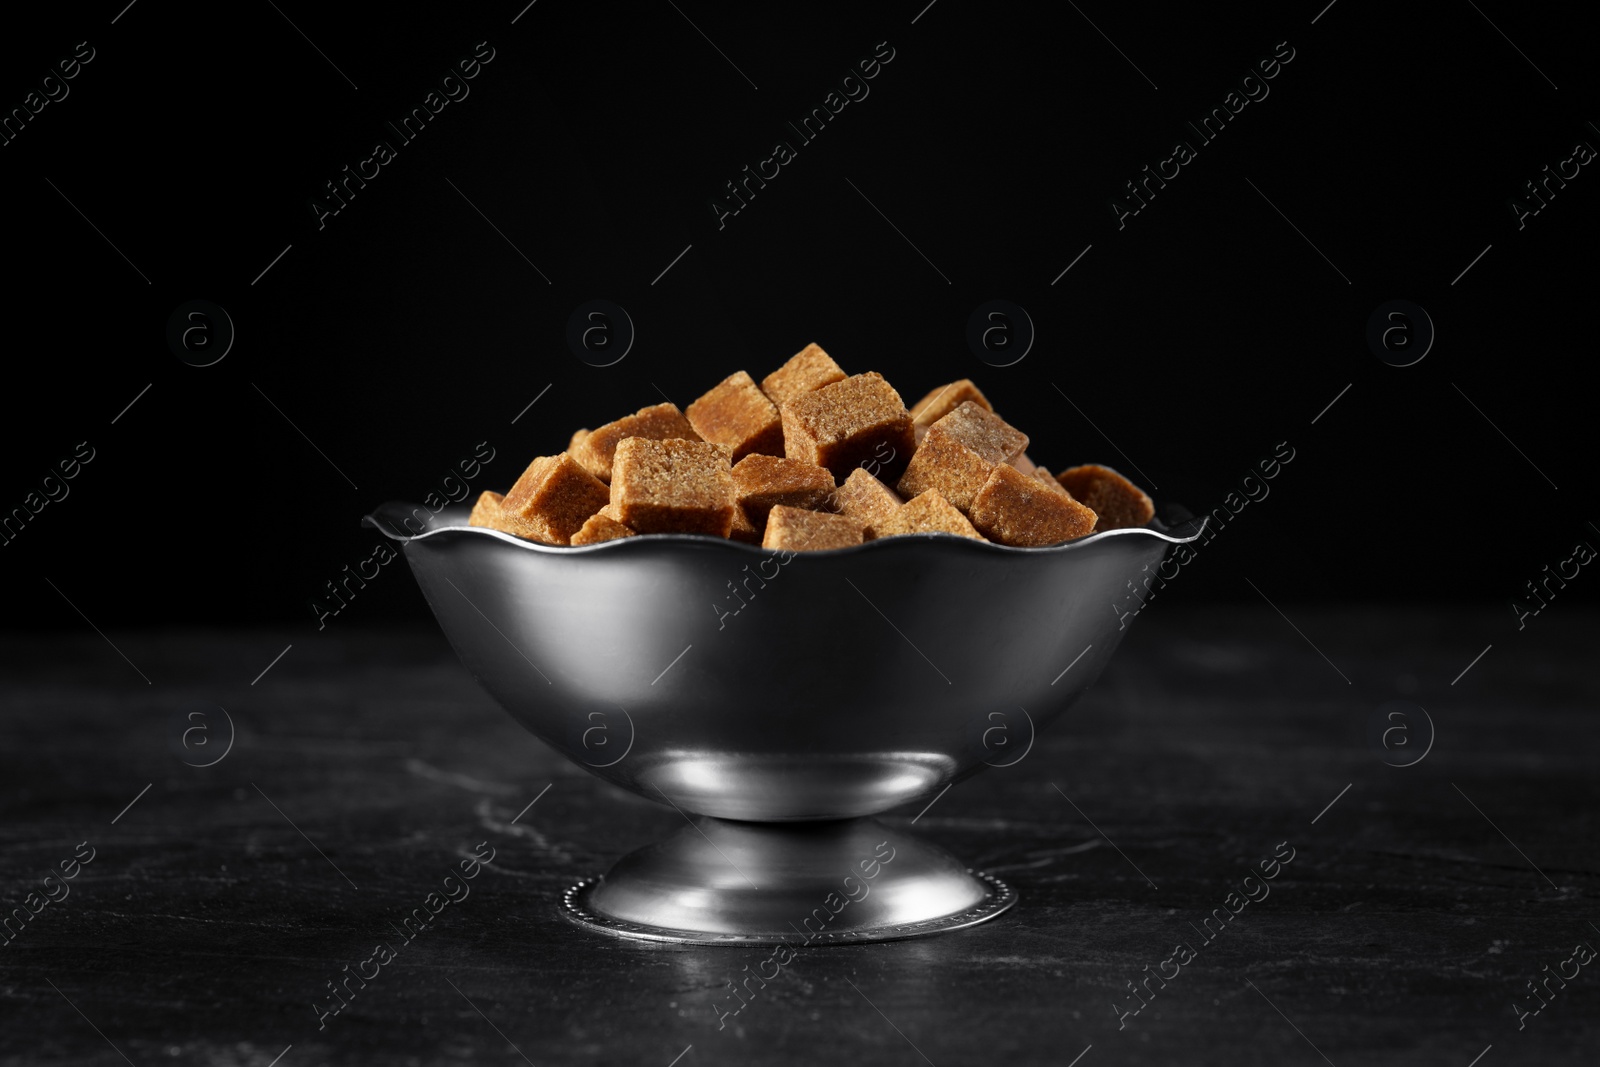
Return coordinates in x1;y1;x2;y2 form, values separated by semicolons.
469;344;1154;550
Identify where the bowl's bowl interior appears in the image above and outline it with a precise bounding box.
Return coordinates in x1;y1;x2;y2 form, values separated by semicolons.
367;502;1200;821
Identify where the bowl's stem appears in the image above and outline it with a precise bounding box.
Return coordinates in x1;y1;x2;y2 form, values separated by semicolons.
563;815;1015;944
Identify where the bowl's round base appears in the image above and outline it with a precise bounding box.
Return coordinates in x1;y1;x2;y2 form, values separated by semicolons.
559;815;1017;945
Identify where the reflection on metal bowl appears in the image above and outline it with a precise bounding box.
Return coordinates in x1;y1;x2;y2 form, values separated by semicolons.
366;501;1202;943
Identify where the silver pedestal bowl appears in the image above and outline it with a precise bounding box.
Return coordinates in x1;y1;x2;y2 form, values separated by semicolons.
366;501;1202;944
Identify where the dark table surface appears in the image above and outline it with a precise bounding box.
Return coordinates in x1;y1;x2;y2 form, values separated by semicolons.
2;606;1596;1067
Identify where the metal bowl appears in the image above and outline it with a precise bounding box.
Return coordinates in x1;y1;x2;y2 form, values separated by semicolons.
366;501;1202;944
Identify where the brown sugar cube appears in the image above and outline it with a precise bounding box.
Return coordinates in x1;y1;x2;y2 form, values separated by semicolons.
610;437;736;537
762;505;864;552
569;428;591;453
896;401;1028;513
1033;466;1072;495
970;464;1098;547
1008;452;1037;475
469;489;505;528
761;343;846;407
928;401;1029;463
728;504;762;544
571;402;700;483
500;452;611;544
832;468;902;539
467;490;542;541
731;454;835;529
686;371;784;462
875;489;986;541
1056;464;1155;530
570;512;637;545
781;372;916;482
910;379;992;430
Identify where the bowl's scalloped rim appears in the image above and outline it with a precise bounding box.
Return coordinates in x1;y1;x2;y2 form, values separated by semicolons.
363;501;1207;557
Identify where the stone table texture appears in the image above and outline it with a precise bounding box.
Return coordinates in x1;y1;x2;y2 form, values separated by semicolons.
1;606;1595;1066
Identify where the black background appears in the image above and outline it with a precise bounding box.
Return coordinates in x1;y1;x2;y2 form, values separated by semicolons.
4;0;1595;632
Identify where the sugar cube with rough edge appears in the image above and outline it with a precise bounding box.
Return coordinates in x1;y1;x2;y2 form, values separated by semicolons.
896;401;1028;513
832;468;903;539
875;489;986;541
761;505;864;552
1033;466;1072;495
780;372;916;482
610;437;736;537
728;503;762;545
1008;452;1037;475
469;489;505;527
569;428;591;453
1055;464;1155;530
761;343;846;407
571;402;700;483
910;379;992;430
687;370;784;462
570;512;637;546
467;490;543;541
970;464;1098;547
500;452;612;544
731;454;836;529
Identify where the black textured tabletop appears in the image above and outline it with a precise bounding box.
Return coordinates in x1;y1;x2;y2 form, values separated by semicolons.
3;606;1594;1067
